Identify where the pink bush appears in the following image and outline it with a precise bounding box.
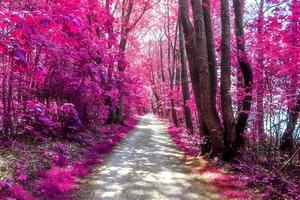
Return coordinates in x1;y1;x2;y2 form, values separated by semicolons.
9;184;34;200
70;162;90;178
36;166;76;200
0;182;33;200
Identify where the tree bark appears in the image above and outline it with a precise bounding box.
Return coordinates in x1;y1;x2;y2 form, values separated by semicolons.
191;0;224;156
179;20;193;133
179;0;224;156
178;0;202;134
233;0;253;149
202;0;220;124
220;0;236;159
168;15;179;127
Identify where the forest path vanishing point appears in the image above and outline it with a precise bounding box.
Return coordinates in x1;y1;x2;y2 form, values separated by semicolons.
76;114;222;200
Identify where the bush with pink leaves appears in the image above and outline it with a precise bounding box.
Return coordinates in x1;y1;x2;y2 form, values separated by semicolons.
0;182;33;200
36;166;76;200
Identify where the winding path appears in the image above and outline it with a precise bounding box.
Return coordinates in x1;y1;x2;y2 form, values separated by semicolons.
76;114;221;200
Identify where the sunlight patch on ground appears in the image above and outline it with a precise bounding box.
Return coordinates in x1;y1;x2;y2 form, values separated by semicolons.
183;155;249;199
76;114;222;200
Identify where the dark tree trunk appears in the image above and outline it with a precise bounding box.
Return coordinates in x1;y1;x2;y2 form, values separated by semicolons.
7;70;14;135
2;74;8;135
233;0;253;149
169;19;179;127
179;0;224;156
280;94;300;152
202;0;220;124
220;0;236;159
179;0;204;135
191;0;224;156
179;20;193;133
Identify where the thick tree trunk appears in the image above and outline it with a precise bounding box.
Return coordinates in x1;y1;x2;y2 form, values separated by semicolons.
233;0;253;149
202;0;220;124
178;0;202;134
179;0;224;156
220;0;236;159
191;0;224;156
179;20;193;133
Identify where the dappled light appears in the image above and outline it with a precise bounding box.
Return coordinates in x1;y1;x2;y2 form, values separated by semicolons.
76;114;221;200
183;157;249;200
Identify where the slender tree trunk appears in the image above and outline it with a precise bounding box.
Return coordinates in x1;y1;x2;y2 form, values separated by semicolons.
170;21;179;127
179;20;193;133
159;38;166;82
233;0;253;149
256;0;265;140
220;0;236;159
2;74;8;135
7;70;14;135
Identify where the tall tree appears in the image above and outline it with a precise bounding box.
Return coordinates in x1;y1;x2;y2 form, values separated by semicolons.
255;0;265;140
233;0;253;149
202;0;220;123
220;0;235;157
179;19;193;132
179;0;224;156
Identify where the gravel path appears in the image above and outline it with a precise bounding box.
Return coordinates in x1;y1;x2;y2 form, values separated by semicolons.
76;114;221;200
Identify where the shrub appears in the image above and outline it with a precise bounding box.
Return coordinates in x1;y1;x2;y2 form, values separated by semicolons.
19;101;60;140
36;166;76;200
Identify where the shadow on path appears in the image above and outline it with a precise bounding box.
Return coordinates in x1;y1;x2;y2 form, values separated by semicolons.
76;114;221;200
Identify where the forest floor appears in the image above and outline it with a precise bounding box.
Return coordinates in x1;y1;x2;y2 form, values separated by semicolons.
75;114;248;200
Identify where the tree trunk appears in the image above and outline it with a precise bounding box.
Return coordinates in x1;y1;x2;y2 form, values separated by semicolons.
179;0;224;156
169;17;179;127
233;0;253;149
179;20;193;133
220;0;236;159
191;0;224;156
255;0;265;140
178;0;204;135
280;95;300;152
7;70;14;135
2;74;8;135
203;0;220;124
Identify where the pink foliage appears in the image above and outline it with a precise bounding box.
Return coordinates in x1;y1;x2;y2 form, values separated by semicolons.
36;166;76;200
168;126;200;156
70;162;90;178
9;184;34;200
0;182;33;200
